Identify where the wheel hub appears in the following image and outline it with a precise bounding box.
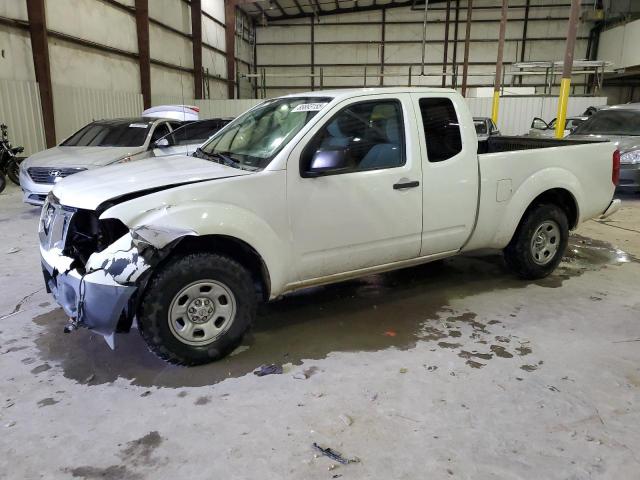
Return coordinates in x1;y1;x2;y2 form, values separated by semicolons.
187;297;215;324
530;220;561;266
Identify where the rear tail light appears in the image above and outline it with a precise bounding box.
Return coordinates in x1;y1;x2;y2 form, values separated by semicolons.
612;149;620;186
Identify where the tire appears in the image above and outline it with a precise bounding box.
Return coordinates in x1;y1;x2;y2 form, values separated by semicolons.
0;174;6;194
7;158;20;185
138;253;256;366
504;203;569;280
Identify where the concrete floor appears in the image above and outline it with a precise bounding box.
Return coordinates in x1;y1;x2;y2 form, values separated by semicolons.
1;181;639;479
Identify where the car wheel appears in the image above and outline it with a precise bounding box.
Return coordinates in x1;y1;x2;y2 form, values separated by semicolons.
138;252;256;366
504;203;569;280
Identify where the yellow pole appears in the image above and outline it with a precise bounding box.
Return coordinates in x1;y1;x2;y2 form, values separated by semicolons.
491;91;500;123
555;78;572;138
492;0;508;124
555;0;581;139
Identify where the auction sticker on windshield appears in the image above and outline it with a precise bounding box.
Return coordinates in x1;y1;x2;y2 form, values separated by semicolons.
292;103;328;112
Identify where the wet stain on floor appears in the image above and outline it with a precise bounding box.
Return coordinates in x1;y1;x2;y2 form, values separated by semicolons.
31;234;635;388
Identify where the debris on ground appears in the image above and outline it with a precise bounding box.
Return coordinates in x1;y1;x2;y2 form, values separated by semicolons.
338;414;353;426
312;443;360;465
253;364;283;376
6;247;20;254
399;368;408;374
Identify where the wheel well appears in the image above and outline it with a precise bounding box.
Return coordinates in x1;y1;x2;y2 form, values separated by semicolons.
526;188;578;229
169;234;271;301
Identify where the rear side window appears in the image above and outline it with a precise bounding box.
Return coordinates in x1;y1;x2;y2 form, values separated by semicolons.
419;98;462;162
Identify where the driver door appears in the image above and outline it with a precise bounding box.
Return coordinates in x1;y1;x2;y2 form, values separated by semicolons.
286;94;423;281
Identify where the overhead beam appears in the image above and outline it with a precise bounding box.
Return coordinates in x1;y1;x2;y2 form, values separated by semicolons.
225;0;237;98
191;0;203;98
134;0;151;108
26;0;56;147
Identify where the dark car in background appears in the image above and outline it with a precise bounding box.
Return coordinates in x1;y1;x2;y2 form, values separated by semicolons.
569;103;640;192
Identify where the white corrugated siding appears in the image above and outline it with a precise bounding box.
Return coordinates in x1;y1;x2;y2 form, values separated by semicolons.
467;96;609;136
0;78;46;156
53;84;144;142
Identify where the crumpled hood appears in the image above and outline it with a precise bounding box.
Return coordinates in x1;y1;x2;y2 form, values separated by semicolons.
568;134;640;154
23;146;143;168
53;155;251;210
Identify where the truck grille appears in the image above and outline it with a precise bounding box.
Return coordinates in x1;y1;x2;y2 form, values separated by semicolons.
39;196;75;252
28;167;86;184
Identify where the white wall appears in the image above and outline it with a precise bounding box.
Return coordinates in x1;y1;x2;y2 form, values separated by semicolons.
256;0;594;97
598;18;640;70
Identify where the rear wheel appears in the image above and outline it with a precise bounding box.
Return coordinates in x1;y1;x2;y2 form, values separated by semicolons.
138;253;256;365
504;204;569;279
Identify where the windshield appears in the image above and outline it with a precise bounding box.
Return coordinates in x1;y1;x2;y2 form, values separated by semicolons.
474;120;488;134
62;121;151;147
571;109;640;136
198;97;331;170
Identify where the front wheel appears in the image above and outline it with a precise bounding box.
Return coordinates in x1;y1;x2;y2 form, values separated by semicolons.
504;204;569;280
138;253;257;365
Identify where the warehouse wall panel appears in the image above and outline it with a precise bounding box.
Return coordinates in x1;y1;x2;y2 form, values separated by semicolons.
0;78;46;156
52;83;143;142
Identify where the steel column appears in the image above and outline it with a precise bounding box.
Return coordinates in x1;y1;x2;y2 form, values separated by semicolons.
380;8;386;86
452;0;460;88
191;0;203;98
225;0;237;99
492;0;508;123
461;0;473;97
310;16;315;90
442;0;451;88
555;0;581;139
26;0;55;147
134;0;151;108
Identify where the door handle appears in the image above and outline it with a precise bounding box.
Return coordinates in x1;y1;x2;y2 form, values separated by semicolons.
393;180;420;190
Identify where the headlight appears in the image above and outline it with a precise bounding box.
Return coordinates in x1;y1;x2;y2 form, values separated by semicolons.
620;150;640;164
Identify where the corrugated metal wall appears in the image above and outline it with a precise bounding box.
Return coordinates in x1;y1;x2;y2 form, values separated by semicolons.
53;84;144;142
467;96;608;136
0;79;46;156
0;77;609;155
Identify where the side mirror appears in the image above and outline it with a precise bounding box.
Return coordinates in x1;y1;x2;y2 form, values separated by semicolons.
155;138;170;148
531;118;548;130
303;147;350;177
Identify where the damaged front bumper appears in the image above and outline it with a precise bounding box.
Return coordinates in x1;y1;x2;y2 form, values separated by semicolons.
40;233;150;347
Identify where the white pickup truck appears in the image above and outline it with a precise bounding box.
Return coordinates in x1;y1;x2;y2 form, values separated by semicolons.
39;88;620;365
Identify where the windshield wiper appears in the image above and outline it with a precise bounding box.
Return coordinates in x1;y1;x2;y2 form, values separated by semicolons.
195;148;240;167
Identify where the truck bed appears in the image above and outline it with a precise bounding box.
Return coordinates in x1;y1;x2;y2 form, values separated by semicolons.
478;136;606;154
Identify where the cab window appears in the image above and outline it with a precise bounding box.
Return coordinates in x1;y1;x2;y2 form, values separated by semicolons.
301;99;405;177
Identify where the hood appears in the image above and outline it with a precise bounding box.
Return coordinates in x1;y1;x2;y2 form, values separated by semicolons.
567;134;640;154
24;146;143;168
52;155;252;210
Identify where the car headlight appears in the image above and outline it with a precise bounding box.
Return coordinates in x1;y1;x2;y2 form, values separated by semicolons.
620;150;640;164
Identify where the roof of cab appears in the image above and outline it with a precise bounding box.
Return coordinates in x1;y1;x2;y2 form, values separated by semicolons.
278;87;458;101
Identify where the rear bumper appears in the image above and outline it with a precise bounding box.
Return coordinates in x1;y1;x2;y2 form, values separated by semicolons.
41;247;137;337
